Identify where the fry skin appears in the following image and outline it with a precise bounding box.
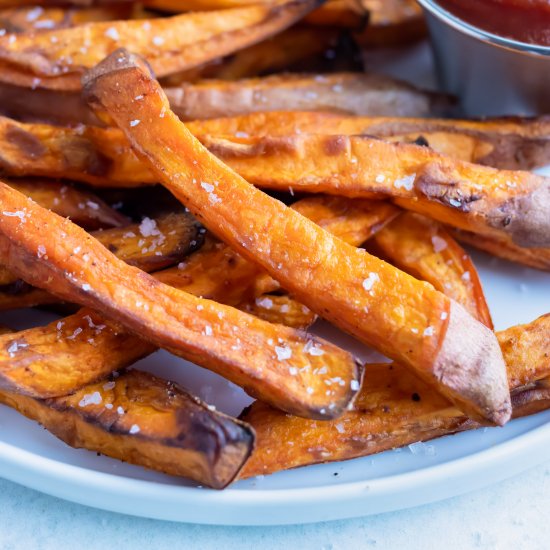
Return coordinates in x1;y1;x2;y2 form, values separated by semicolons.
83;50;511;426
370;212;493;328
240;313;550;478
0;369;255;488
451;228;550;272
0;183;360;420
0;0;323;90
187;112;550;171
164;73;446;120
164;25;344;84
197;132;550;248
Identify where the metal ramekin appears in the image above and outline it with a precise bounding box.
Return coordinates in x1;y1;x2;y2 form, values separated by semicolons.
417;0;550;116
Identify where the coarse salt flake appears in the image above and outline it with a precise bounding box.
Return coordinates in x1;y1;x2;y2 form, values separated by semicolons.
393;174;415;190
275;346;292;361
129;424;141;435
79;391;102;407
431;235;448;253
362;272;380;292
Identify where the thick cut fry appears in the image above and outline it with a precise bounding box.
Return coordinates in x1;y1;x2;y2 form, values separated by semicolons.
0;211;202;290
164;73;446;120
370;212;493;328
83;50;511;425
0;369;254;488
240;313;550;478
0;308;154;397
7;179;129;230
197;133;550;248
0;0;322;91
0;5;133;34
188;112;550;171
0;183;360;419
451;228;550;272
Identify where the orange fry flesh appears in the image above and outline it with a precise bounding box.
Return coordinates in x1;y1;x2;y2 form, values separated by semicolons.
0;182;360;420
240;313;550;478
0;0;322;90
371;212;493;328
82;49;511;426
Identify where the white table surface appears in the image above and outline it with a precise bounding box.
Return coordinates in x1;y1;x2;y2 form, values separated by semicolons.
1;459;548;549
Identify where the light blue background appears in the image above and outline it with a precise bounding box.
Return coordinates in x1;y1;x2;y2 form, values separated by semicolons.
1;460;547;550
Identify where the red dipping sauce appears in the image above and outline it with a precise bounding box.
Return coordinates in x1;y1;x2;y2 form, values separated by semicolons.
437;0;550;45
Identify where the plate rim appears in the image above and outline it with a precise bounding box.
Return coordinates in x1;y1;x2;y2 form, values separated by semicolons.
1;415;550;524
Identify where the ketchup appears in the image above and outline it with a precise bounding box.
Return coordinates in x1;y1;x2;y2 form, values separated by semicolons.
437;0;550;45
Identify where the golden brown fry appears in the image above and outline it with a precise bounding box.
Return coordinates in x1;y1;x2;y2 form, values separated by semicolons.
239;295;317;329
164;73;445;120
0;285;56;310
370;212;493;328
0;0;323;90
451;228;550;272
197;132;550;248
188;112;550;171
0;5;133;34
7;179;129;230
0;308;154;398
143;0;261;10
240;313;550;478
0;369;254;488
0;183;360;420
83;50;511;425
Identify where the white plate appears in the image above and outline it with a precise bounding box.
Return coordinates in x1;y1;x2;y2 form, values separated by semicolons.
1;42;549;525
0;247;549;525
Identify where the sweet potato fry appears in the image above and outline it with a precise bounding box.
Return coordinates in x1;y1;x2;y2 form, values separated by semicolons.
304;0;368;29
0;4;133;34
0;308;154;397
0;369;254;488
0;211;201;291
0;183;360;419
7;179;129;230
197;132;550;248
355;0;425;47
164;73;446;120
145;0;368;29
451;228;550;272
370;212;493;328
164;25;346;85
156;197;397;301
0;0;323;90
240;313;550;478
187;112;550;171
0;81;100;125
83;50;511;425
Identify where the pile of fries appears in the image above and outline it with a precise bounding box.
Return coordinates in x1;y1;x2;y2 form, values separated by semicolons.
0;0;548;490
